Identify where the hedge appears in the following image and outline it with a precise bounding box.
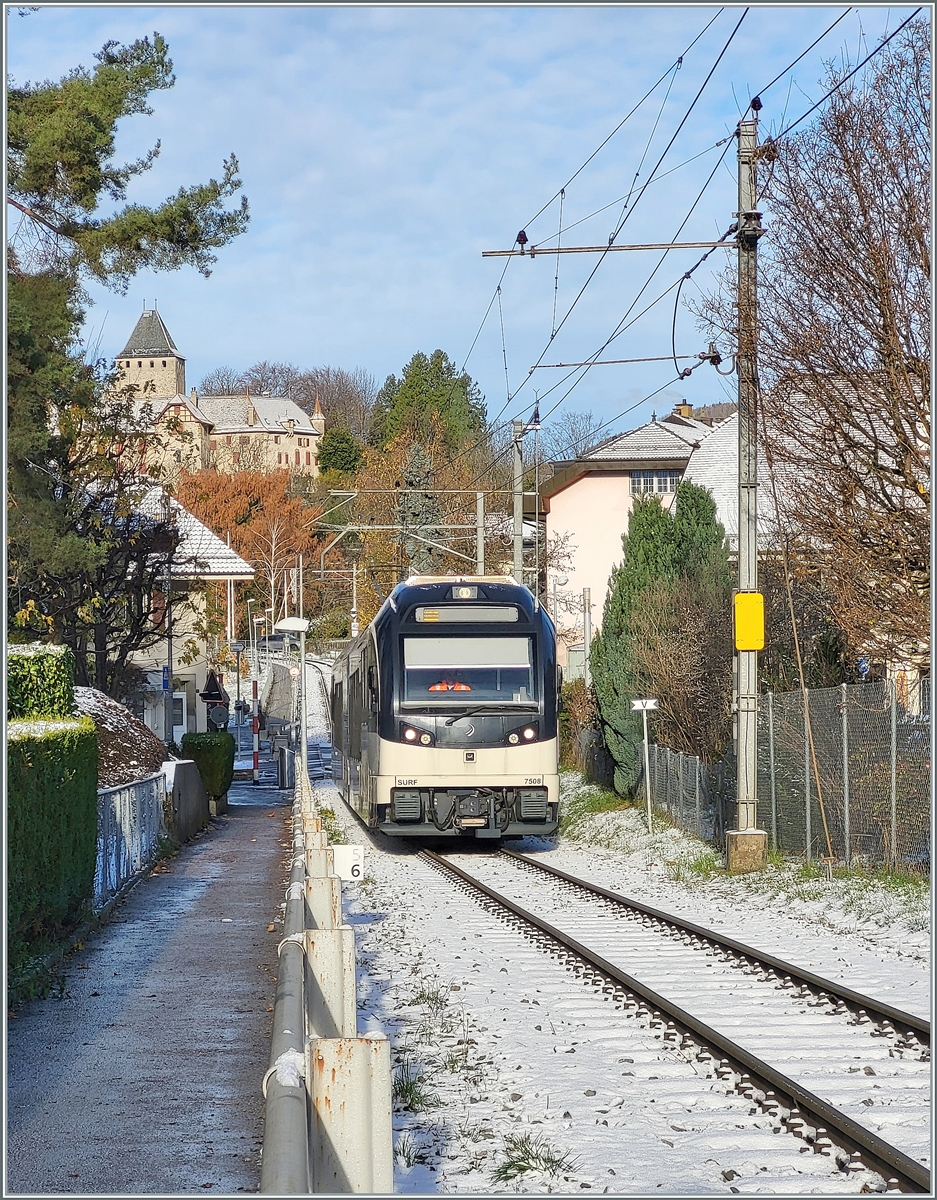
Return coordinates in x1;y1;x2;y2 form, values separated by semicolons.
181;732;236;801
7;717;98;970
8;642;76;719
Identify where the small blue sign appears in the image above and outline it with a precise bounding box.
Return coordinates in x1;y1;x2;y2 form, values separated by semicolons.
162;666;170;690
858;657;870;679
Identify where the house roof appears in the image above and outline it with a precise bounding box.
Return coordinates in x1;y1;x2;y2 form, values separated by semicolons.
138;487;254;580
196;394;321;435
543;413;703;504
117;310;183;360
584;415;706;461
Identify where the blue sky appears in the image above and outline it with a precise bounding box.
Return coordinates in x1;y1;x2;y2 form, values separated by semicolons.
6;4;922;438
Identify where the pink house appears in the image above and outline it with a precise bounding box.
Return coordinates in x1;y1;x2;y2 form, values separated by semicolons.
542;403;731;668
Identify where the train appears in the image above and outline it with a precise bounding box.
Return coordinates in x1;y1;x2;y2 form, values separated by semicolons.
330;575;560;839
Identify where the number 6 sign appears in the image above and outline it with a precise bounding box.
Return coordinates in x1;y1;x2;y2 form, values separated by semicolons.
331;844;364;882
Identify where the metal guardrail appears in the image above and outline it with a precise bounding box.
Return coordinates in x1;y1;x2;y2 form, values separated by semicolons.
93;772;166;911
261;775;392;1193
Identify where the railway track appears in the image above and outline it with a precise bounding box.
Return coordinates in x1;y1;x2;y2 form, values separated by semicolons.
422;848;931;1194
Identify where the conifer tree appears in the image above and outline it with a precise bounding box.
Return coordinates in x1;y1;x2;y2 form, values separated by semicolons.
368;351;484;452
7;31;249;695
591;482;732;794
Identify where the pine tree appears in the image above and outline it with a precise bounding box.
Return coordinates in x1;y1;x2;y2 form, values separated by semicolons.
369;351;484;452
591;482;732;794
395;446;444;575
317;427;363;475
7;32;248;695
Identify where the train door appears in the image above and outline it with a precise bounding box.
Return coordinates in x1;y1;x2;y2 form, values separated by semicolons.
330;679;344;786
348;659;363;814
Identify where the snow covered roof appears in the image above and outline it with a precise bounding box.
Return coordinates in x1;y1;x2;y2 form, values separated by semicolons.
584;415;705;462
137;487;254;580
196;394;321;435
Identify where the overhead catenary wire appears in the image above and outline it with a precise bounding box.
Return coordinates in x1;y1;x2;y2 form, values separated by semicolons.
519;7;726;234
381;8;883;535
611;54;683;238
761;8;922;149
511;9;750;406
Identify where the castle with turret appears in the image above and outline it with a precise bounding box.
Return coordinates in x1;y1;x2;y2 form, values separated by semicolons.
115;307;325;479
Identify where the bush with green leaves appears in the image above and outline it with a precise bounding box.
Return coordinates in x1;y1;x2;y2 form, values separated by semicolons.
7;717;98;977
7;642;76;719
181;731;235;800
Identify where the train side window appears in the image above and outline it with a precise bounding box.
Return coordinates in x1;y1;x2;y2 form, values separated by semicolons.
331;681;344;748
367;664;378;712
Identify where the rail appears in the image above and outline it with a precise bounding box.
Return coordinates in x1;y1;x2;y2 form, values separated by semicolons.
93;771;166;911
261;771;392;1193
422;850;930;1194
502;849;930;1042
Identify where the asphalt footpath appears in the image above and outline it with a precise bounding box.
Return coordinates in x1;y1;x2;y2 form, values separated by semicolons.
6;753;293;1196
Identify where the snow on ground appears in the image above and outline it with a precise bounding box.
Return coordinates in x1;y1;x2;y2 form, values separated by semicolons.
302;663;930;1193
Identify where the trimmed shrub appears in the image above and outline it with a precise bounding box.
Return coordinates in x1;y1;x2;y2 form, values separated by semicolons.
7;642;76;719
181;732;236;801
7;717;98;971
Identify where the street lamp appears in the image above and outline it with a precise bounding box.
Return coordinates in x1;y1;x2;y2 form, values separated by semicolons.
265;607;274;672
246;599;257;670
631;698;658;834
230;641;244;754
275;617;311;783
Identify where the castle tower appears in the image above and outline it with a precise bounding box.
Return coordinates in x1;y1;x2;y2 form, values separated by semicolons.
115;308;186;397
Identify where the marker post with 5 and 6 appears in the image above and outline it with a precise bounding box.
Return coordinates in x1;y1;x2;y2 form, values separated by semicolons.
631;699;658;834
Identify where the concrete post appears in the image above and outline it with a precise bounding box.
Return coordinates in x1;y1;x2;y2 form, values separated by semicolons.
306;875;343;930
889;678;897;868
307;846;335;878
307;1036;393;1194
582;588;591;688
306;829;328;852
476;491;485;576
513;419;524;582
768;690;777;851
842;684;850;866
304;927;357;1039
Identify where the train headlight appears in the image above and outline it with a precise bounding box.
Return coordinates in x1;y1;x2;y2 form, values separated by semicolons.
401;724;435;746
508;732;520;745
523;727;537;741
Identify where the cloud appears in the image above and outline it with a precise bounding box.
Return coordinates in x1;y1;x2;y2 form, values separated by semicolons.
7;4;919;431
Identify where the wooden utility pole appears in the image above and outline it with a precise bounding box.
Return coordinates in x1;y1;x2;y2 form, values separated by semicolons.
728;110;768;873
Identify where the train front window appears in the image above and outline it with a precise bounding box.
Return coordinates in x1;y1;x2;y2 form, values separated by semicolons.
402;636;535;704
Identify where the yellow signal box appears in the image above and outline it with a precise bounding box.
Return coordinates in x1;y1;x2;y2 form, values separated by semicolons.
734;591;765;651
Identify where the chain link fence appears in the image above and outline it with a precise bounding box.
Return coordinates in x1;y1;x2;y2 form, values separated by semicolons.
639;679;930;868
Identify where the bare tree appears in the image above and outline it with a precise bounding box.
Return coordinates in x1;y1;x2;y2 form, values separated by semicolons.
197;365;246;395
197;361;377;441
539;410;606;462
693;18;929;661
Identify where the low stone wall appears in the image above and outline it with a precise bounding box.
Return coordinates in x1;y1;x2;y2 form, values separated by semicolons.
162;760;211;844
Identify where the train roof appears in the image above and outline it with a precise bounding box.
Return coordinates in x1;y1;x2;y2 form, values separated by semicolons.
386;575;539;619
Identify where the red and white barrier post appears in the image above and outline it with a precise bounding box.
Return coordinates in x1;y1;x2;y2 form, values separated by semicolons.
252;679;260;786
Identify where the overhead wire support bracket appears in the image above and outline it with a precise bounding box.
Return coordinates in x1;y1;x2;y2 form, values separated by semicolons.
482;240;738;258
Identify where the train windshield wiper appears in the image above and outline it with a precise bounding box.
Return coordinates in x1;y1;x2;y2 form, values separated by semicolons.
444;705;537;726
